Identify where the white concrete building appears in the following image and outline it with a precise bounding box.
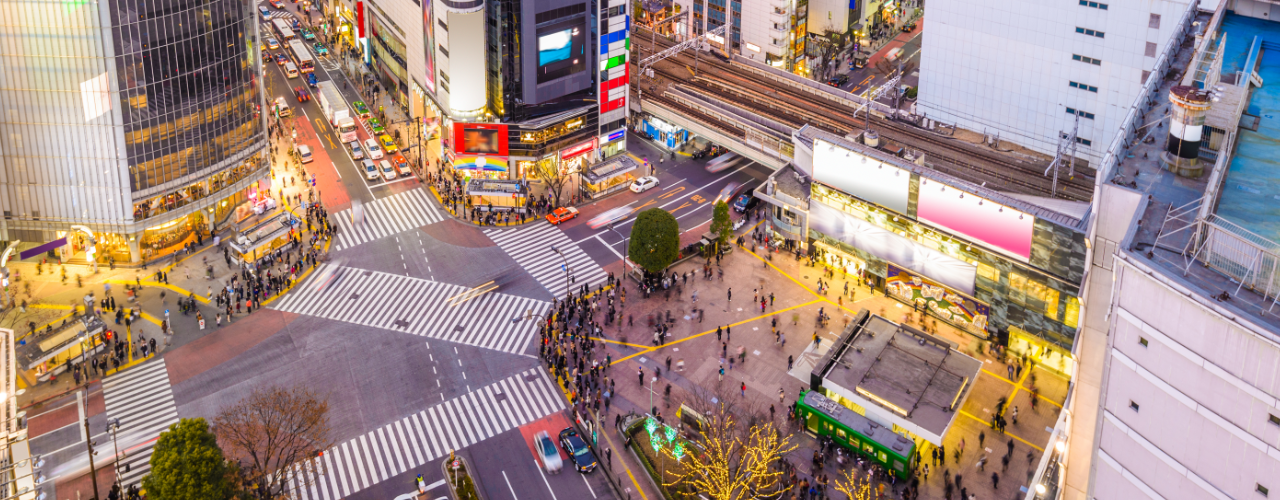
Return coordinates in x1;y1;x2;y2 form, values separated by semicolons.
917;0;1192;161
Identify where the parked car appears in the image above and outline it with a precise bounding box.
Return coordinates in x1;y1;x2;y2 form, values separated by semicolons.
535;431;563;474
348;141;365;160
273;97;292;116
732;193;759;213
546;207;579;225
629;176;659;193
557;428;597;473
297;144;313;164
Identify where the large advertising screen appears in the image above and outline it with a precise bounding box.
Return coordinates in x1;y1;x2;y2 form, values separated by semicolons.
810;200;977;295
916;180;1034;262
812;139;910;214
536;18;587;84
453;123;509;156
421;0;436;93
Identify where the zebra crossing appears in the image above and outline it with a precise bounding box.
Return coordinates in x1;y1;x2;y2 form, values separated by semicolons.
485;222;610;299
102;359;180;489
263;9;297;20
272;264;550;354
284;368;565;500
332;188;445;251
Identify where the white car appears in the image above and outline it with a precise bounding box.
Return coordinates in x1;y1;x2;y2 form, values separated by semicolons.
630;176;659;193
364;138;384;160
534;431;563;474
362;159;379;180
379;160;397;181
349;141;364;160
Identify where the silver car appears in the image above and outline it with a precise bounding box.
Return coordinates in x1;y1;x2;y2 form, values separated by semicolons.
349;141;364;160
535;431;562;474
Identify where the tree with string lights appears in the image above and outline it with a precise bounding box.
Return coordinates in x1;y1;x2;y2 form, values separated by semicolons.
833;466;878;500
662;408;795;500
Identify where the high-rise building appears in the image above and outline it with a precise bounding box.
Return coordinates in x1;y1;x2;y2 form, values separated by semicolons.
0;0;269;265
917;0;1191;162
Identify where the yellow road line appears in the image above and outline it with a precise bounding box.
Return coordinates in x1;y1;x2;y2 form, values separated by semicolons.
981;368;1064;409
611;298;824;365
657;187;685;200
957;410;1043;452
104;280;211;304
590;337;651;349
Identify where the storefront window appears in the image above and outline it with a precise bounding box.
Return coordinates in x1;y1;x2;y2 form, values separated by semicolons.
140;213;204;260
1064;296;1081;329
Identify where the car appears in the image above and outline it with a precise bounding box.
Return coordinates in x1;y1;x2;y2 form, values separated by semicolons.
827;74;850;87
266;37;280;49
546;207;579;225
293;86;310;102
258;6;270;18
367;116;385;134
274;97;292;116
363;138;384;160
352;101;371;119
269;0;284;7
262;52;273;63
362;159;379;180
379;160;397;181
291;19;301;30
297;144;313;164
557;428;597;473
534;431;563;474
629;176;659;193
348;141;365;160
275;52;288;65
301;28;316;41
587;206;634;229
379;134;398;153
732;193;759;213
313;43;329;56
392;155;412;176
306;73;318;88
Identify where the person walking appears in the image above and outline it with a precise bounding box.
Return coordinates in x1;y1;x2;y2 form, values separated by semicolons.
740;382;746;397
637;367;644;386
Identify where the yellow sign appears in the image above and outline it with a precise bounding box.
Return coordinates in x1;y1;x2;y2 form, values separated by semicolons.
521;132;536;143
565;118;584;130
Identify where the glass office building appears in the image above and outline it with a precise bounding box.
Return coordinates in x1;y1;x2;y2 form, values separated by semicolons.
0;0;269;264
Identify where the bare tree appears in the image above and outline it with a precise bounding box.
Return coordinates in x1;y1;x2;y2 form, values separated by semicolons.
663;385;796;500
213;386;334;499
530;160;574;208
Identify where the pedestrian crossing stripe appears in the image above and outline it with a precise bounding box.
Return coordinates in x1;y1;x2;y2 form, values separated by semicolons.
484;222;609;299
272;264;550;354
284;369;565;500
332;188;445;251
102;359;180;489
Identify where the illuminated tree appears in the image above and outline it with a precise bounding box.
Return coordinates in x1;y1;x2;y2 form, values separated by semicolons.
663;410;795;500
834;466;878;500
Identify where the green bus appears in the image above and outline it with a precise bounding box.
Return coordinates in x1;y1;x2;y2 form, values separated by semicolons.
796;390;917;480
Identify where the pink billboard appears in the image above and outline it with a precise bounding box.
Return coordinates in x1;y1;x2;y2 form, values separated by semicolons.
916;181;1034;261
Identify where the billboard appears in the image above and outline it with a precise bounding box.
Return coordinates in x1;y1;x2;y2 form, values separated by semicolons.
810;200;977;295
886;264;990;332
536;18;587;84
916;179;1034;261
453;123;509;156
812;139;910;214
421;0;436;93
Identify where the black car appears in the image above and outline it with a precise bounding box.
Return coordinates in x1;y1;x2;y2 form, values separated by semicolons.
558;427;598;473
827;74;850;87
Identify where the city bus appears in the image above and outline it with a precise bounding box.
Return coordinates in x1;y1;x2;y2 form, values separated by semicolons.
287;40;315;74
272;19;297;42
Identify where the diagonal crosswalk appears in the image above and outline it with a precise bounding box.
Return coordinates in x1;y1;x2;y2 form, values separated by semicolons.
484;222;609;299
284;369;566;500
102;359;180;490
272;265;549;354
332;188;445;251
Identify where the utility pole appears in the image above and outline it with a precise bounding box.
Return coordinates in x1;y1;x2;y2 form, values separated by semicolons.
83;403;101;500
1045;113;1080;197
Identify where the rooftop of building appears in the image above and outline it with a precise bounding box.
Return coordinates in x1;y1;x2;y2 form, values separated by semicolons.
1115;9;1280;338
821;313;983;438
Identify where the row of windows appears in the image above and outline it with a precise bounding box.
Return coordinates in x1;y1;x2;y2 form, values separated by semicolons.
1069;81;1098;93
1065;107;1096;120
1078;0;1108;9
1073;54;1102;66
1075;27;1104;38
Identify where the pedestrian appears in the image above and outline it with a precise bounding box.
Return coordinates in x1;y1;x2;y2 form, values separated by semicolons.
778;388;785;403
991;472;999;489
607;447;612;469
787;355;793;369
979;431;985;449
637;367;644;386
740;382;746;397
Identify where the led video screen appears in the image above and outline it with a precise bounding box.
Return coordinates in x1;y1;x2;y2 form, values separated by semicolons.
536;19;586;84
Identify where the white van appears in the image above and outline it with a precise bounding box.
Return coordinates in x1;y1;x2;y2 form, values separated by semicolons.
285;62;299;78
297;144;313;164
274;97;292;117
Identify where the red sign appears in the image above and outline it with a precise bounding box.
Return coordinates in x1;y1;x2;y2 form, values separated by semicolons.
561;139;596;159
453;123;509;156
356;1;365;38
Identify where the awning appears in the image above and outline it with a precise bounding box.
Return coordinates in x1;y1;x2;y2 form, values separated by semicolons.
582;155;641;185
18;315;107;370
466;179;528;197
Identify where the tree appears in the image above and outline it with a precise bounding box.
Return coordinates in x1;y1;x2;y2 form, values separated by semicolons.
709;201;734;252
663;400;795;500
529;160;573;207
833;466;878;500
213;386;334;499
142;418;237;500
628;208;680;274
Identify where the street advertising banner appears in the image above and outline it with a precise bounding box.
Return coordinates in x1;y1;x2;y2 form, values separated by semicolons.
885;263;989;332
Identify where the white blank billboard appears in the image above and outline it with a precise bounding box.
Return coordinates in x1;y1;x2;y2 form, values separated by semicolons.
812;139;910;214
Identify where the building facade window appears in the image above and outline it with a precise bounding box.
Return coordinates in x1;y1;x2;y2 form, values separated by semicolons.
1069;81;1099;92
1078;0;1108;9
1065;107;1096;119
1075;27;1104;38
1072;54;1102;65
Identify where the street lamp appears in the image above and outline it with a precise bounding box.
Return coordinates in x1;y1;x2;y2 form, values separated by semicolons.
606;223;630;283
107;418;123;493
549;245;570;298
648;376;658;416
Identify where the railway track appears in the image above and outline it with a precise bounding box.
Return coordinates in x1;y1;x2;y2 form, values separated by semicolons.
632;30;1096;202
